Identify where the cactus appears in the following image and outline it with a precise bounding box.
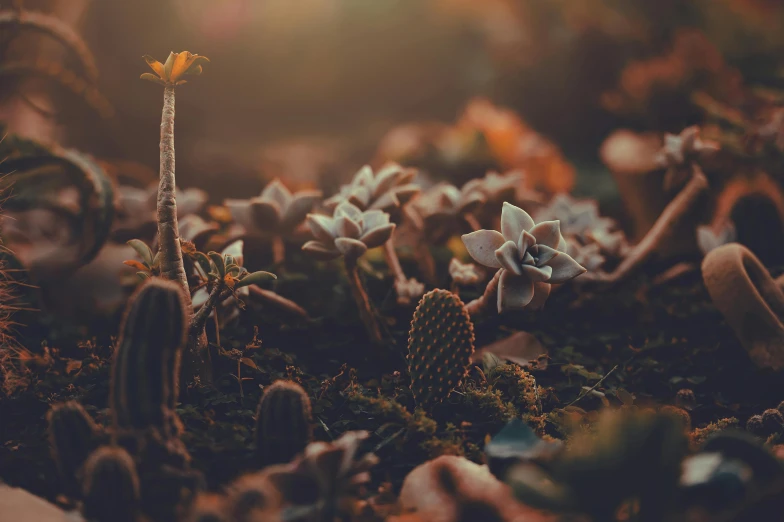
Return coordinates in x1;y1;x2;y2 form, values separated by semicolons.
47;401;101;494
407;289;475;408
254;380;313;467
81;446;140;522
110;277;188;439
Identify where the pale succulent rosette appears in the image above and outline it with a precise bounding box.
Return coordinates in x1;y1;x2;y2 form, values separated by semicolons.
302;202;396;343
323;163;419;216
462;202;586;312
302;202;396;264
225;179;322;237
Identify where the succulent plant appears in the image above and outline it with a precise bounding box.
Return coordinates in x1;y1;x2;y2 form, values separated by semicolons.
225;179;322;264
47;400;102;494
81;446;141;522
462;202;586;313
110;278;188;439
449;258;483;286
535;194;625;254
115;183;208;237
254;380;314;468
323;163;420;217
407;181;486;242
696;220;737;255
408;289;475;408
263;430;379;521
656;126;719;191
460;170;527;228
303;202;396;342
303;201;396;264
140;51;209;304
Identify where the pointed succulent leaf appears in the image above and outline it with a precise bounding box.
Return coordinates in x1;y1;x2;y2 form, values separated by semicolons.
501;202;535;242
529;220;562;249
371;164;404;197
127;239;154;266
236;270;278;289
151;251;161;269
361;209;390;230
335;201;363;222
261;179;293;211
335;216;362;239
208;251;225;278
302;240;342;260
354;165;374;187
137;272;150;281
521;264;552;282
194;252;212;276
526;281;552;310
251;199;283;228
498;270;535;312
532;244;558;265
462;230;505;268
306;213;336;243
495;241;523;275
334;237;368;261
545;251;586;284
143;55;165;77
359;223;395;249
369;190;400;212
283;190;322;228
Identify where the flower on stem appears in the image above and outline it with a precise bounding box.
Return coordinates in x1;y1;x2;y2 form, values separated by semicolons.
302;202;396;264
140;52;210;87
323;163;419;216
462;202;586;312
225;178;322;238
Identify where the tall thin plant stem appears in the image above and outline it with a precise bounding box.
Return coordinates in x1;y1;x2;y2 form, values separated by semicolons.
157;86;190;297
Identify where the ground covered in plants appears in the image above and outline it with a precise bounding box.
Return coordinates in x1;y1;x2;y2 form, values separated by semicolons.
2;246;781;502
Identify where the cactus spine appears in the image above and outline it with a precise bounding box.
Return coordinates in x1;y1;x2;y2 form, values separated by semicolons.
47;400;100;494
110;277;188;439
407;289;475;408
81;446;140;522
254;380;313;467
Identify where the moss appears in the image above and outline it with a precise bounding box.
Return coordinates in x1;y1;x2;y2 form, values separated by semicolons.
689;417;739;449
457;385;518;426
487;364;546;415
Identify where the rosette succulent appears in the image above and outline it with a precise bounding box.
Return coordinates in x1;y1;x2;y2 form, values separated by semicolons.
407;181;485;243
303;202;396;342
656;126;719;191
224;179;322;263
462;202;586;312
303;202;395;264
323;163;419;217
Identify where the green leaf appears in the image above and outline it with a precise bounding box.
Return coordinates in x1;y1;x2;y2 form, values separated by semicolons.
127;239;153;266
235;270;277;289
152;251;161;269
136;272;150;281
208;251;225;278
225;263;240;277
194;252;212;277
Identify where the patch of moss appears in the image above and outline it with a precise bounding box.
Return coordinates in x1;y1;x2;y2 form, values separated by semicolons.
689;417;739;449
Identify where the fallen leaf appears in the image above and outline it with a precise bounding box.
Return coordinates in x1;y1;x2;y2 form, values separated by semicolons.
472;331;548;368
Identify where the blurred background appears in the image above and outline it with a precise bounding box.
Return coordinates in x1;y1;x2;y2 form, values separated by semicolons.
3;0;783;202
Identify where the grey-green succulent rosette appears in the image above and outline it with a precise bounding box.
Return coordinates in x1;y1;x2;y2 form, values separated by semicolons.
462;202;587;312
303;201;396;263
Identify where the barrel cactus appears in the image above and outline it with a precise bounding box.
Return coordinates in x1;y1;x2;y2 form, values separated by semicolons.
47;400;102;494
407;289;476;408
254;380;314;467
110;277;188;439
81;446;140;522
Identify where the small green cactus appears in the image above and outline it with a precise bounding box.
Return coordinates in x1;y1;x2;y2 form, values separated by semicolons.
254;380;314;467
407;289;475;408
81;446;140;522
110;277;188;438
47;401;101;494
